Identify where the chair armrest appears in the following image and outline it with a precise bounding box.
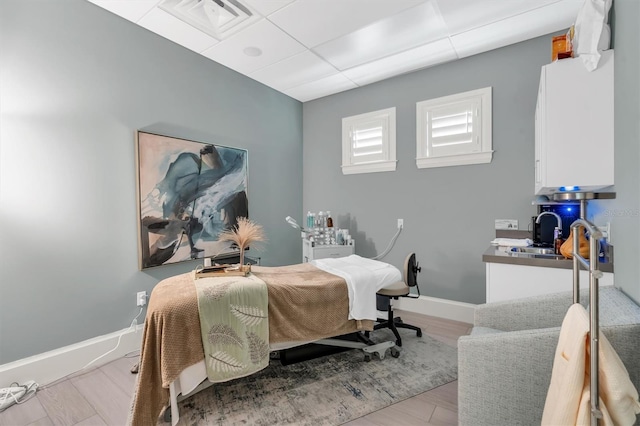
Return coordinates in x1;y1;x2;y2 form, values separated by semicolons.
458;327;561;426
475;290;587;331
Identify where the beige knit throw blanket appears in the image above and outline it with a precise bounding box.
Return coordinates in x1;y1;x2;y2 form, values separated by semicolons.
194;273;269;383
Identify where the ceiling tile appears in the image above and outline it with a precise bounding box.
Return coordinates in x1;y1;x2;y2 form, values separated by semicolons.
249;51;338;91
87;0;158;23
242;0;295;17
314;1;448;70
435;0;560;35
283;73;358;102
137;7;219;53
451;0;582;58
268;0;426;48
201;18;306;74
342;38;458;86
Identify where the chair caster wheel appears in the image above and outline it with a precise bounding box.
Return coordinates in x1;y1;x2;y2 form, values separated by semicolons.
364;354;372;362
390;347;400;358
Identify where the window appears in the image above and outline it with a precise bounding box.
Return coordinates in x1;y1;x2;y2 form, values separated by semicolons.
342;107;396;175
416;87;492;169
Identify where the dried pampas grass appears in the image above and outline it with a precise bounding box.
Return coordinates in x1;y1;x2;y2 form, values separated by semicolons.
217;217;266;266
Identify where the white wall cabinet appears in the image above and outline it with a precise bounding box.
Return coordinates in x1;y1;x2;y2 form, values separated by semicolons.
535;51;614;195
486;262;613;303
302;239;354;262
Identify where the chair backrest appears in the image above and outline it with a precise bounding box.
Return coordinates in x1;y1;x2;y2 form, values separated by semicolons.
403;253;420;288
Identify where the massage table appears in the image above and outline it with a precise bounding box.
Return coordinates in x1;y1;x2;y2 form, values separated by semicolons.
128;256;402;425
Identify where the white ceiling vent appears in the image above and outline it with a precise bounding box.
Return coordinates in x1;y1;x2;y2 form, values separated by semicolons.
159;0;259;40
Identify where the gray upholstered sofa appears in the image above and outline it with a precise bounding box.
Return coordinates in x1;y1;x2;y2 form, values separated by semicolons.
458;286;640;426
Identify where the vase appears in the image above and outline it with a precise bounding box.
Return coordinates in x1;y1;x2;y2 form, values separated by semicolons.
239;246;245;267
560;226;590;259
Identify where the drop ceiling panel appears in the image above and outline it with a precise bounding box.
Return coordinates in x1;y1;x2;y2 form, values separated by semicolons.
314;1;448;71
451;0;581;58
436;0;563;35
249;51;338;91
343;38;458;86
201;18;306;74
268;0;426;48
242;0;295;17
138;7;220;53
87;0;158;23
283;73;358;102
86;0;584;102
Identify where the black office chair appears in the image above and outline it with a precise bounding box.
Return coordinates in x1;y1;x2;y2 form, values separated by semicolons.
372;253;423;347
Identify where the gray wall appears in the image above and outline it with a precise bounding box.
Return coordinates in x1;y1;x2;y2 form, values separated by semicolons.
0;0;302;364
589;0;640;304
303;35;555;304
606;0;640;303
303;2;640;305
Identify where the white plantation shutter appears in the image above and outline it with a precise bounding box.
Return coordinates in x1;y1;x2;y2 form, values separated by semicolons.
417;87;492;169
342;108;396;174
350;119;386;163
427;99;480;157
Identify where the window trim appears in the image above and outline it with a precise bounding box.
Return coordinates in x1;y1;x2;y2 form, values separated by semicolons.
416;87;493;169
342;107;397;175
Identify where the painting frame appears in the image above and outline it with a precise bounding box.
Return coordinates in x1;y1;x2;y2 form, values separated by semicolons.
135;131;249;270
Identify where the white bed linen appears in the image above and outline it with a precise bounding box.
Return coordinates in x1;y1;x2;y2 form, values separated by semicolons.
311;255;402;321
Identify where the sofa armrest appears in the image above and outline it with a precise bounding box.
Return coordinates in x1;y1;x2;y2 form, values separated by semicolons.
475;290;587;331
458;327;561;426
458;323;640;426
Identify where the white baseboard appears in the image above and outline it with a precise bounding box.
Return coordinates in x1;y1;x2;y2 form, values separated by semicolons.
395;295;476;324
0;296;474;387
0;324;144;387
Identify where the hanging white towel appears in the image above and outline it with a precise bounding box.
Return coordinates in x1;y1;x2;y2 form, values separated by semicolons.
542;303;640;425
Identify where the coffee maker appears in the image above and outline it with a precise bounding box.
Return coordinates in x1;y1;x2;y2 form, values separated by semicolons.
532;203;580;247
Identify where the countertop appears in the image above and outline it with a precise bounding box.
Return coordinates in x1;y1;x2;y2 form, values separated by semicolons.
483;246;614;273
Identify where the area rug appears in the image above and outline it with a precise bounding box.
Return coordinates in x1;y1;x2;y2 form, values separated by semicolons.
175;328;458;425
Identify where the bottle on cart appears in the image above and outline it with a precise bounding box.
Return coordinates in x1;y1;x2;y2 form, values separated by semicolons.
326;211;334;244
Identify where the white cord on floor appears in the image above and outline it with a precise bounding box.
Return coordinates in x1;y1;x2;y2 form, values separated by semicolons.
371;226;402;260
82;307;144;371
0;381;38;412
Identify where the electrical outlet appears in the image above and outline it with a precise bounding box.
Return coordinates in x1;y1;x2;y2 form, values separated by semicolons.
495;219;518;230
136;291;147;307
397;219;403;229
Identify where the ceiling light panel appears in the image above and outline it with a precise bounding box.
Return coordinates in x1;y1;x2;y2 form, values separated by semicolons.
451;0;581;58
201;19;306;74
314;1;448;71
283;73;358;102
242;0;295;17
138;7;220;53
159;0;260;40
249;51;338;91
342;38;457;86
87;0;158;23
436;0;574;35
268;0;426;48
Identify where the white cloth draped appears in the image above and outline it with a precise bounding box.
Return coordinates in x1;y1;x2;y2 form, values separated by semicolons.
542;303;640;425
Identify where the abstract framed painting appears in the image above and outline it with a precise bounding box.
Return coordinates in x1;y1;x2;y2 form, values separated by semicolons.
135;131;248;269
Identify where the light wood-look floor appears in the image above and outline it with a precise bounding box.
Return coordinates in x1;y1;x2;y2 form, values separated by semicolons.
0;310;471;426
